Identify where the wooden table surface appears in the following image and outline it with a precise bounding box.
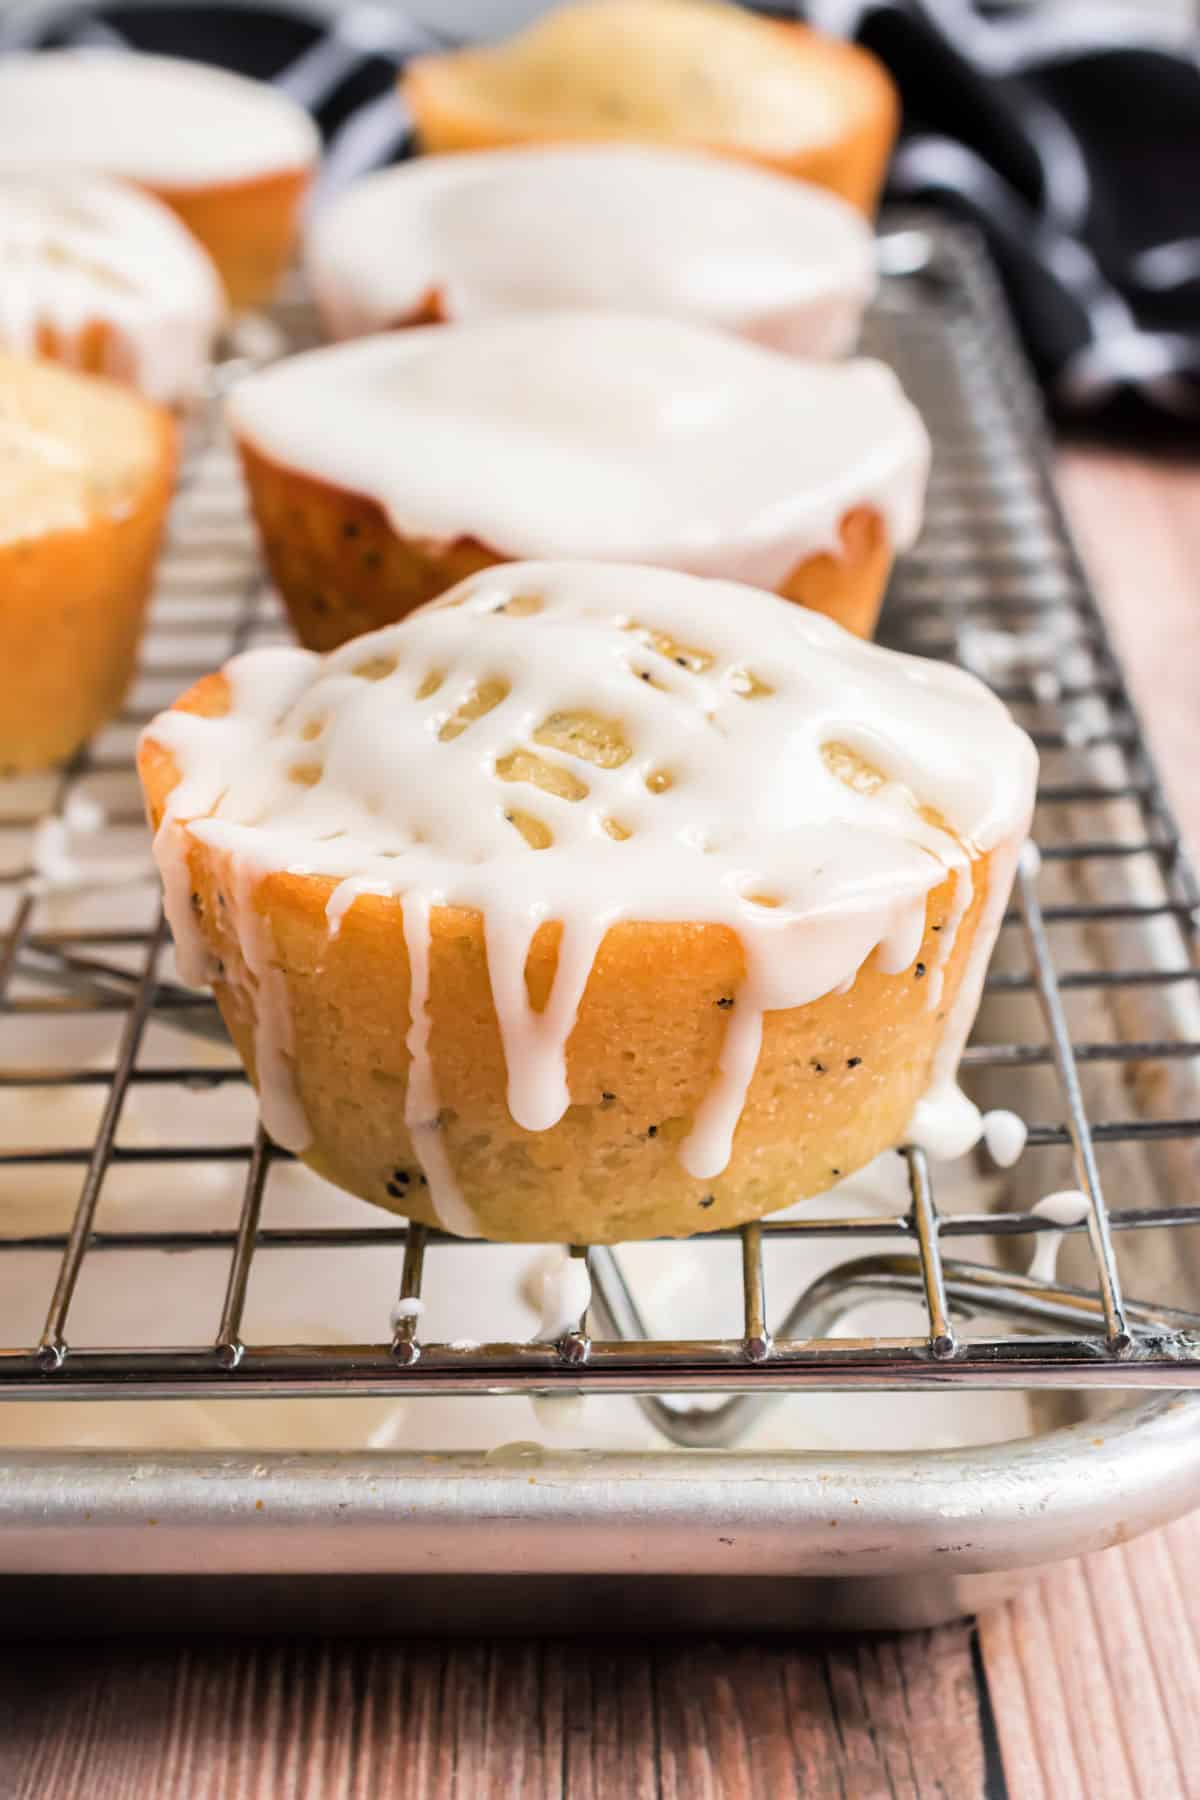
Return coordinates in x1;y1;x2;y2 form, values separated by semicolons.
3;445;1199;1799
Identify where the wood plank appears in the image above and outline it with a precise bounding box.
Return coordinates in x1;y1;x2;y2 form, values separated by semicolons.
0;1627;990;1800
980;1518;1200;1800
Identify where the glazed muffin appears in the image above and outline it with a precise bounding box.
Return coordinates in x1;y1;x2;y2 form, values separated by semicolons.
403;0;898;215
0;351;175;770
306;145;875;356
0;169;225;407
0;51;319;308
138;561;1037;1243
228;314;929;649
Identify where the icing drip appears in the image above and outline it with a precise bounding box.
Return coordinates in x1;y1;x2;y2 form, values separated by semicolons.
530;1392;586;1433
683;1003;764;1181
0;170;225;405
907;832;1031;1162
982;1109;1027;1169
0;51;319;188
1026;1191;1090;1284
145;647;320;1139
143;563;1038;1223
484;906;611;1134
306;145;875;356
532;1248;593;1341
399;891;478;1237
227;315;931;589
228;851;309;1155
389;1295;424;1331
906;1083;987;1164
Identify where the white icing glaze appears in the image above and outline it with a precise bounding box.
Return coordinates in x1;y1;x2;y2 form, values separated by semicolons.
982;1108;1027;1169
530;1391;587;1433
1026;1190;1090;1284
64;791;105;834
0;51;319;189
533;1249;593;1342
306;145;876;356
142;563;1037;1230
389;1295;424;1332
0;169;225;405
227;315;930;589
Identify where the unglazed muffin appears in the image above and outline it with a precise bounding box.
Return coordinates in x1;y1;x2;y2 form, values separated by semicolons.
403;0;898;215
0;169;225;406
0;51;319;308
0;352;174;770
306;146;875;356
138;562;1037;1243
228;314;929;648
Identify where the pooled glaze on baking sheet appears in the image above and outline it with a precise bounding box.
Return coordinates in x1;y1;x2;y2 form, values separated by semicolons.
0;170;225;405
226;314;930;590
145;562;1037;1234
0;51;319;188
306;145;875;355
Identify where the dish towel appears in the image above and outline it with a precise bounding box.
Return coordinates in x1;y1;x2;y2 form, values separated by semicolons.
4;0;1199;424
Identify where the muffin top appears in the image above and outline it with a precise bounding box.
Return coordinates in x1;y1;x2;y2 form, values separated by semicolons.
0;51;319;189
306;145;875;354
0;350;171;544
144;563;1036;1171
0;169;225;404
227;314;930;589
404;0;892;158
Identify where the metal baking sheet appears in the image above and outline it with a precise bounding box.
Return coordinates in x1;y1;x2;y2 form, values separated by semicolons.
0;214;1198;1630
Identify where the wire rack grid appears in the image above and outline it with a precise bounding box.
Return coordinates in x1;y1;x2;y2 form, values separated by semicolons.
0;216;1198;1416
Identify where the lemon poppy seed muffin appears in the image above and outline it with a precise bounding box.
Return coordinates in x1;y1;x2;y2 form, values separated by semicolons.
228;314;929;648
0;169;225;406
1;352;175;771
306;145;876;356
0;51;319;308
138;562;1037;1243
402;0;898;216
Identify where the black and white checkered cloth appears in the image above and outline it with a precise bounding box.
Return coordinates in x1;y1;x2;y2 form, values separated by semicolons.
5;0;1199;427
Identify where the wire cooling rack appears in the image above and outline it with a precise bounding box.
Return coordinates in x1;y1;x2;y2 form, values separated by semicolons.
1;216;1198;1414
